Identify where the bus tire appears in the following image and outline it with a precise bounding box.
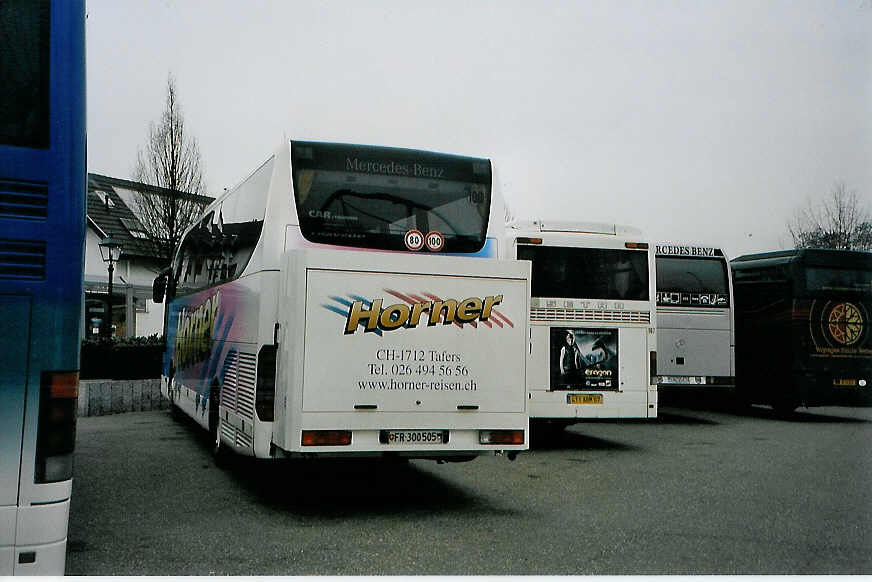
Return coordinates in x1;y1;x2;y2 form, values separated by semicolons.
208;381;228;463
530;419;568;446
168;380;183;421
730;387;751;412
771;397;797;415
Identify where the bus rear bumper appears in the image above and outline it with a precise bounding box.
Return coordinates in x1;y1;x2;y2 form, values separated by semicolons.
0;499;69;575
275;427;527;459
801;375;872;407
11;539;66;576
655;375;735;388
528;389;655;419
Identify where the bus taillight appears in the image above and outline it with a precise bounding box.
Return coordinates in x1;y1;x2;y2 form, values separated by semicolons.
650;351;657;379
301;430;352;446
35;371;78;483
479;429;524;445
255;345;277;422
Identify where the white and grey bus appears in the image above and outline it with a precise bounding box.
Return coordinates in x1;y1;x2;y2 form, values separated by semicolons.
153;140;530;462
654;244;735;392
504;220;657;426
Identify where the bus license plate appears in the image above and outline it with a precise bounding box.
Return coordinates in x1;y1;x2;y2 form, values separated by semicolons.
834;379;857;387
381;430;446;445
658;376;706;385
567;393;603;405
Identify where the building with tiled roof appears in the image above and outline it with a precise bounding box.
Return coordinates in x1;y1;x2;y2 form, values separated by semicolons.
84;173;213;338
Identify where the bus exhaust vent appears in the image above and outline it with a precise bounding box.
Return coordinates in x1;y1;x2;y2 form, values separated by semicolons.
0;239;46;280
530;307;650;324
219;350;257;421
0;179;49;219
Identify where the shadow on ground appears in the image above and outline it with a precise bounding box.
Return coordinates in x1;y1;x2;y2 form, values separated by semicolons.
733;405;872;424
661;390;872;424
172;412;518;519
530;424;641;452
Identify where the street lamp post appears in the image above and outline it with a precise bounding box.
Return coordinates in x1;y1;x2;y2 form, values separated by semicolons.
98;235;123;339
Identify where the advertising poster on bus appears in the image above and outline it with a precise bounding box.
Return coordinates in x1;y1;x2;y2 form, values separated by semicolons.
550;327;619;390
808;299;871;359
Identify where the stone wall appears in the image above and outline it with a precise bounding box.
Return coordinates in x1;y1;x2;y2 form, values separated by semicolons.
78;379;168;417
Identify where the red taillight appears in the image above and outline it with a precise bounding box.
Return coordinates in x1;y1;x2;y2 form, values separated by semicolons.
36;371;79;483
625;242;649;249
479;429;524;445
47;371;79;399
516;237;543;244
301;430;352;446
650;351;657;378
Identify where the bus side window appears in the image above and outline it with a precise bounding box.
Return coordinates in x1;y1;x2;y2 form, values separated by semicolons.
217;164;269;281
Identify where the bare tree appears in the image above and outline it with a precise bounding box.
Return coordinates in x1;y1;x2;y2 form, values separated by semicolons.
788;181;872;251
133;74;208;266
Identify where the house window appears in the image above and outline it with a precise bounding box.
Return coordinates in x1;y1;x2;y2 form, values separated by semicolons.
94;190;115;208
120;217;149;239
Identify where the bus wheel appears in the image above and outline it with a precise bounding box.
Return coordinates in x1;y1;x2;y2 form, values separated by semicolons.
730;388;751;412
168;380;182;421
771;398;797;415
208;383;226;462
530;419;568;446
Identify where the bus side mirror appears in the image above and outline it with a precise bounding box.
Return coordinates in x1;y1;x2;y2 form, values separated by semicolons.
166;273;177;301
152;272;167;303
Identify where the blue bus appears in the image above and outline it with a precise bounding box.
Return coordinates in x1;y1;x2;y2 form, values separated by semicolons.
0;0;86;574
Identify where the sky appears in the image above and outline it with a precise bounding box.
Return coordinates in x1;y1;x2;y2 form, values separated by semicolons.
85;0;871;260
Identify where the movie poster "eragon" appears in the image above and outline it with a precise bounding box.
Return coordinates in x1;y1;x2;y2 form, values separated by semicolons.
550;327;619;390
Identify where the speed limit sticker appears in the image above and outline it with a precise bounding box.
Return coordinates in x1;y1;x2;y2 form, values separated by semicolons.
425;231;445;252
404;229;424;251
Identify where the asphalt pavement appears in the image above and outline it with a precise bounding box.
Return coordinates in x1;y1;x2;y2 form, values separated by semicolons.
66;401;872;575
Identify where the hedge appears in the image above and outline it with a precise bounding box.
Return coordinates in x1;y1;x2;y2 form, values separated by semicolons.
80;334;166;380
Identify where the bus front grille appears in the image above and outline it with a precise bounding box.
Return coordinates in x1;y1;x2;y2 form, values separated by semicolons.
530;307;650;324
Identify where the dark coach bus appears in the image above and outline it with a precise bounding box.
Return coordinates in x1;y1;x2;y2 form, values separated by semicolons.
731;249;872;412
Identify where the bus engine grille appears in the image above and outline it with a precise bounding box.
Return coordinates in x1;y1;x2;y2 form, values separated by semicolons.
220;421;254;449
219;350;257;421
530;308;650;324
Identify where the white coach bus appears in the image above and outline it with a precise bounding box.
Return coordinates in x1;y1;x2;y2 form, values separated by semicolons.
153;140;530;462
504;220;658;427
654;244;735;391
